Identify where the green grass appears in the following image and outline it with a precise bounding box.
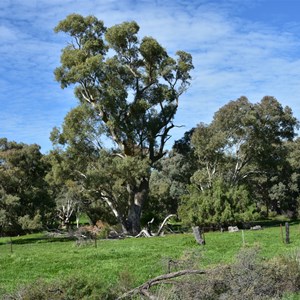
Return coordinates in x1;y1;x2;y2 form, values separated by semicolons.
1;223;300;296
0;234;196;296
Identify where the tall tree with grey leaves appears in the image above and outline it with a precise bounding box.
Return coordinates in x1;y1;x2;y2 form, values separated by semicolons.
53;14;193;234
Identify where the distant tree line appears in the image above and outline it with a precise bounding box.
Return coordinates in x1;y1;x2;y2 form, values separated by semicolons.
1;95;300;235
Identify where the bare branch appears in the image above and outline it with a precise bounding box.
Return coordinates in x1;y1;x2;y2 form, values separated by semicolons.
113;153;126;159
117;269;206;299
75;170;87;179
125;64;140;78
157;214;176;236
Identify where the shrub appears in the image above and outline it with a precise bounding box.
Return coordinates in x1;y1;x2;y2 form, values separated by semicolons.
149;247;300;299
3;276;117;300
179;180;259;227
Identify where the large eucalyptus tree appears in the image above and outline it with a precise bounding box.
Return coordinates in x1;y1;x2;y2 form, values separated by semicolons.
0;138;53;234
53;14;193;234
179;96;299;225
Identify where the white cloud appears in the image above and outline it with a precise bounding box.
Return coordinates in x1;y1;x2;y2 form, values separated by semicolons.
1;0;300;152
0;25;19;41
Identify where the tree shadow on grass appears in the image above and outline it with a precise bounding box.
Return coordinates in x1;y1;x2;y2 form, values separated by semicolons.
251;218;300;228
0;236;75;246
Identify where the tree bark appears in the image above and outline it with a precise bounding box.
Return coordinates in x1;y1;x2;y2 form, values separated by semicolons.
126;178;149;235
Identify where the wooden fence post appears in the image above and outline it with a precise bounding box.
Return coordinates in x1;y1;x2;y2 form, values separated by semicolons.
285;222;290;244
10;237;13;254
242;230;245;247
94;233;97;248
192;226;205;245
280;224;284;244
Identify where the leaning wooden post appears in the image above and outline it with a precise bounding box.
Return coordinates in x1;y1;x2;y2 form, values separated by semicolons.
192;226;205;245
285;222;290;244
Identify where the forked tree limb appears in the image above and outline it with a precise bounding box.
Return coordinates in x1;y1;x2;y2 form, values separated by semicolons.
117;269;206;299
135;229;152;238
135;214;176;238
156;214;176;236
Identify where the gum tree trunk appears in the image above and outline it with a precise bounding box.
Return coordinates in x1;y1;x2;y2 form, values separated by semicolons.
126;178;149;235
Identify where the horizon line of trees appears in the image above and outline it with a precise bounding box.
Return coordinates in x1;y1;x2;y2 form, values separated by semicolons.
1;95;300;236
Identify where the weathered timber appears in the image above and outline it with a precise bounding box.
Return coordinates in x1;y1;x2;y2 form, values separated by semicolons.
135;214;176;238
285;222;290;244
192;226;205;245
117;269;206;299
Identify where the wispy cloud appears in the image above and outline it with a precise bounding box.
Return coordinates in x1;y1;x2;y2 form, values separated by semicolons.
1;0;300;152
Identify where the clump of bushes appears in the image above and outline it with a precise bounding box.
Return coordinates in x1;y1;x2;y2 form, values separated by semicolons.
3;276;117;300
154;247;300;300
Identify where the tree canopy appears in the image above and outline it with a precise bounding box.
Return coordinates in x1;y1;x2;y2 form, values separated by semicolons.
0;138;54;235
53;14;193;234
179;96;299;226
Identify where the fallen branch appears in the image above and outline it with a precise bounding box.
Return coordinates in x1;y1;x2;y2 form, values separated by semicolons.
117;269;206;299
135;229;152;238
157;214;176;236
135;214;176;238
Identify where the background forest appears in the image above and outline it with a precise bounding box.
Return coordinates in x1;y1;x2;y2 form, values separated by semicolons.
1;92;299;236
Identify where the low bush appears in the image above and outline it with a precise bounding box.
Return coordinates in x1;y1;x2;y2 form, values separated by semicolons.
148;247;300;299
3;276;117;300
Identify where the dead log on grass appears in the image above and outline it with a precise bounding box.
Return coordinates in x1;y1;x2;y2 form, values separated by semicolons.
117;269;206;299
157;214;176;236
135;214;176;238
135;229;152;238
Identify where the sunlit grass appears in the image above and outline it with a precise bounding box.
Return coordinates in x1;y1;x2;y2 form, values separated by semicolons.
1;223;300;296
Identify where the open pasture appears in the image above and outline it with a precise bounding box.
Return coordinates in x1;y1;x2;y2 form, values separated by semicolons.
1;223;300;296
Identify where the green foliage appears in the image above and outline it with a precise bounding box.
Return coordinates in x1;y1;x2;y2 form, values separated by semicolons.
0;138;54;235
186;96;299;222
53;14;193;234
146;151;195;222
4;276;117;300
54;14;193;162
85;152;151;225
145;131;197;223
286;138;300;217
18;214;43;231
179;180;259;226
191;96;297;188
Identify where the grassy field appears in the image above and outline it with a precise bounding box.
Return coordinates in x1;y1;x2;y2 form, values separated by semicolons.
1;222;300;297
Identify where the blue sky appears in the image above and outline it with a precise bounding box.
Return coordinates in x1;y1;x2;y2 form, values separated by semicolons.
1;0;300;153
